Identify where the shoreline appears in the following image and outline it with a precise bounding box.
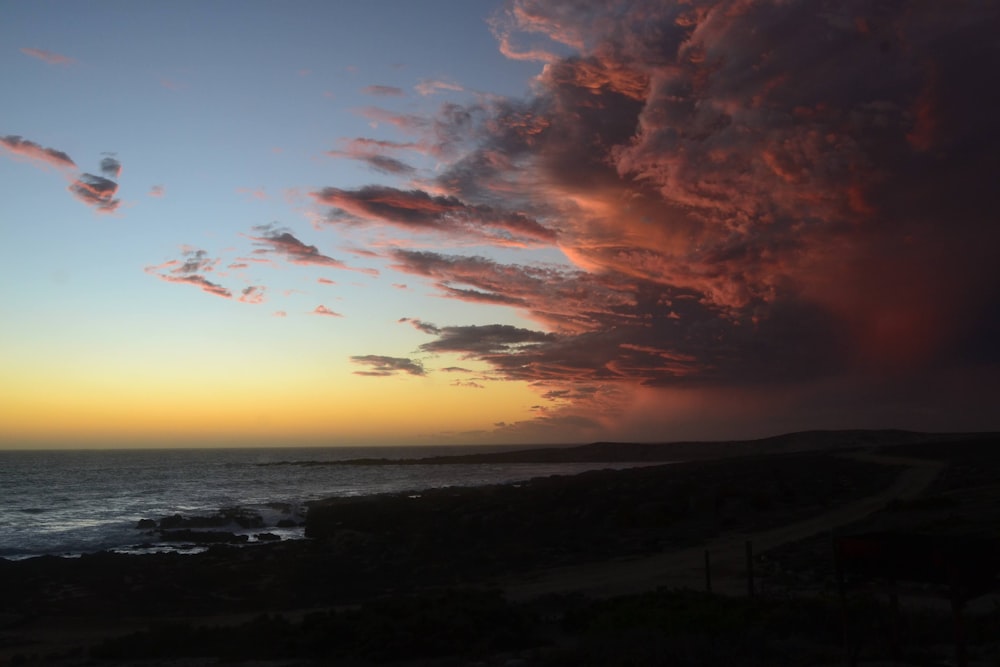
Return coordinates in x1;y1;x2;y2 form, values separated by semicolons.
3;432;999;665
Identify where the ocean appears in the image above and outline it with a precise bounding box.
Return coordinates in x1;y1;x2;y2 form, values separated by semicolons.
0;445;645;560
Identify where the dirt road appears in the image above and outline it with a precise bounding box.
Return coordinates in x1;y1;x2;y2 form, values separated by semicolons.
503;453;946;600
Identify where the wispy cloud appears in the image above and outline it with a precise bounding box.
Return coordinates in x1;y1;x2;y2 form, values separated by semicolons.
248;224;347;269
20;47;74;66
361;85;405;97
415;79;464;96
398;317;441;335
326;137;423;175
314;186;556;246
350;355;425;376
357;106;429;132
312;305;344;317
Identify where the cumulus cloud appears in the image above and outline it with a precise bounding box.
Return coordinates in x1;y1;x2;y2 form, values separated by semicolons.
145;248;232;299
337;0;1000;439
20;47;74;65
0;135;76;169
99;155;122;178
350;355;425;376
68;173;120;213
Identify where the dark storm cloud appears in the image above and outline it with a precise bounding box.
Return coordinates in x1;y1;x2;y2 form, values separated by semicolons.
350;355;426;376
336;0;1000;437
0;135;76;168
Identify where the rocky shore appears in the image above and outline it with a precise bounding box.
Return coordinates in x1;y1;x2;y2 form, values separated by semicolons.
2;432;998;666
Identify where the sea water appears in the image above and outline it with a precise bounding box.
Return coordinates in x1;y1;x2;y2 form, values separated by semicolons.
0;446;643;559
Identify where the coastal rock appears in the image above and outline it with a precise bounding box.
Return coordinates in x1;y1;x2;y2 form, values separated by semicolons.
156;508;265;531
157;530;249;544
254;532;281;542
135;519;157;530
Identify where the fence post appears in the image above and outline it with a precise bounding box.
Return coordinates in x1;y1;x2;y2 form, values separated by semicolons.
704;549;712;593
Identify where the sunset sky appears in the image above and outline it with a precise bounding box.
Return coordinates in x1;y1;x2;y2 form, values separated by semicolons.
2;0;998;448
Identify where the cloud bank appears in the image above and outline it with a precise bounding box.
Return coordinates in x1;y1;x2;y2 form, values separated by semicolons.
313;0;1000;440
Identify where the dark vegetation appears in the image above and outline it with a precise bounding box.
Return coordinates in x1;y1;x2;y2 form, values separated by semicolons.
84;588;1000;666
305;453;899;580
759;435;1000;592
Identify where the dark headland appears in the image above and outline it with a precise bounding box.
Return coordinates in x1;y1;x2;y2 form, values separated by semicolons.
2;429;999;666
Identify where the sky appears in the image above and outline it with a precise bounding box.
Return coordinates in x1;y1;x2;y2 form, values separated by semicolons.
2;0;998;449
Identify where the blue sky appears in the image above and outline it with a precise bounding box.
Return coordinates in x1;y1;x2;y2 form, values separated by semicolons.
3;1;998;448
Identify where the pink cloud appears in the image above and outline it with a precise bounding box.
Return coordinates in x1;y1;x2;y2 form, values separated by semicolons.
0;135;76;169
238;286;267;304
145;248;233;299
357;106;428;132
68;174;120;213
312;305;344;317
237;187;267;200
415;79;464;96
20;47;74;65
